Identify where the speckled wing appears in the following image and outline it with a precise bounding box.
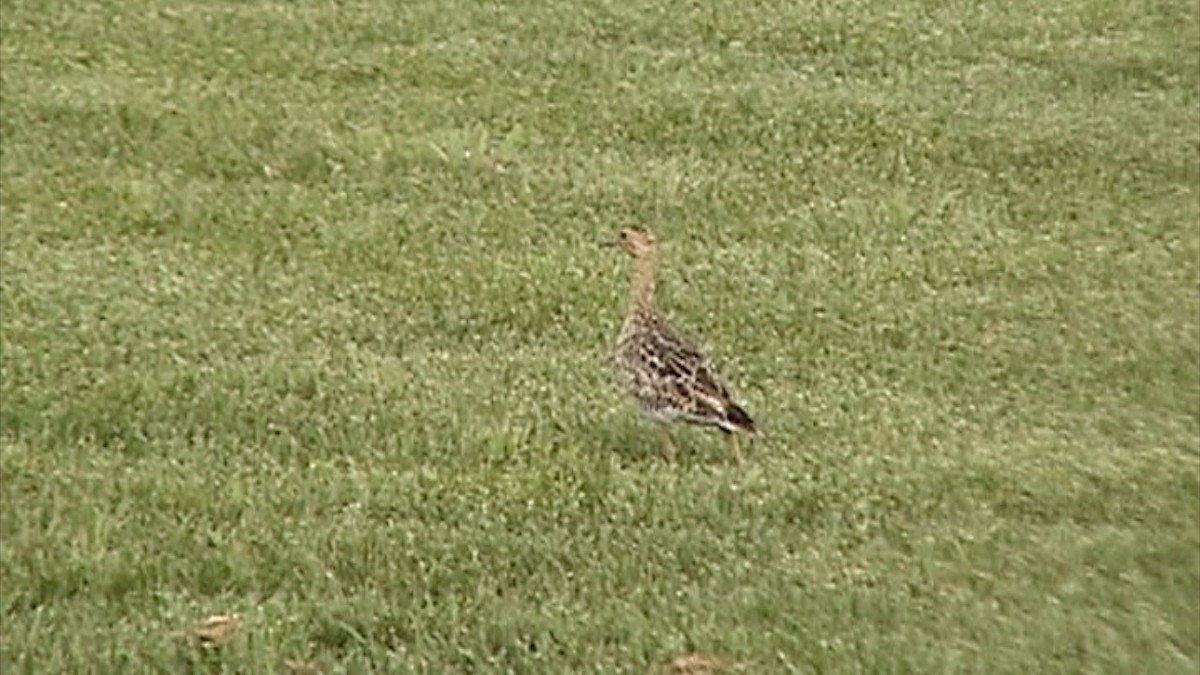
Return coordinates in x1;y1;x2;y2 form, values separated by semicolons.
619;316;756;433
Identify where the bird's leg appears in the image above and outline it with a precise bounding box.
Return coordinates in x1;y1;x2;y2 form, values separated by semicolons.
658;427;678;463
727;433;744;464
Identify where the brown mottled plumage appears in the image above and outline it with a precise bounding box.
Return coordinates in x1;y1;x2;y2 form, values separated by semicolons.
613;226;756;462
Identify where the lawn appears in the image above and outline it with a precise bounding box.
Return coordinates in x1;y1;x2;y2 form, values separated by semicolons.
1;0;1198;672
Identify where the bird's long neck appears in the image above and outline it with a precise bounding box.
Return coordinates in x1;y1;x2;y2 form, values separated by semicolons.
628;252;658;313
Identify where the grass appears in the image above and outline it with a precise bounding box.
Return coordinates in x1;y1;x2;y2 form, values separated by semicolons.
1;0;1198;672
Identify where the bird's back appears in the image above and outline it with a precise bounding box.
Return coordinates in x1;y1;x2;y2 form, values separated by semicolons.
615;309;755;434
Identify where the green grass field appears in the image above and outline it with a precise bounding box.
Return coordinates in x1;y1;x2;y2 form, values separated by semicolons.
2;0;1198;672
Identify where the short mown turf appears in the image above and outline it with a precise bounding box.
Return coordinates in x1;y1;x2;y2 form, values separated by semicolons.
2;1;1197;672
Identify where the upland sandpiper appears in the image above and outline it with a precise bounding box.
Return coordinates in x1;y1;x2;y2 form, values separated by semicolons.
612;226;756;462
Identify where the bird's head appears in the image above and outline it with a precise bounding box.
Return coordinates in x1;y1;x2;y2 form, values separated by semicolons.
616;225;657;258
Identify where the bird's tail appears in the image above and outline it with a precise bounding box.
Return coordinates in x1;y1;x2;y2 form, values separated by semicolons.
723;403;757;435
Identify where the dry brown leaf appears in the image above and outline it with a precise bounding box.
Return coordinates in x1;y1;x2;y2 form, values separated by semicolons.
662;651;731;675
173;613;241;647
281;657;324;675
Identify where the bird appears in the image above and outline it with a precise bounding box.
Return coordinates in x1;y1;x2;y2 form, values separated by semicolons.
611;225;756;463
